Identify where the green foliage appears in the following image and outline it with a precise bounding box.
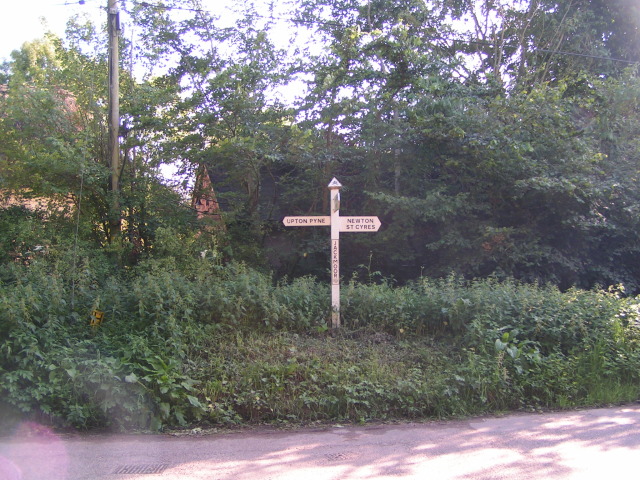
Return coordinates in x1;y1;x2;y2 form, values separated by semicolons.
2;1;640;289
1;249;639;430
2;0;640;433
0;266;143;428
0;253;330;429
0;206;47;264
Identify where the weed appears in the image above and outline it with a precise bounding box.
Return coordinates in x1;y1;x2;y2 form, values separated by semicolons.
1;256;639;430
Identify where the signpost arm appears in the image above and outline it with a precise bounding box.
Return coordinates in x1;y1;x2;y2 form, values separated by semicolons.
328;178;342;328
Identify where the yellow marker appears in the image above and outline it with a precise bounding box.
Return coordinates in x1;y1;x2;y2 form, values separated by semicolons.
90;310;104;327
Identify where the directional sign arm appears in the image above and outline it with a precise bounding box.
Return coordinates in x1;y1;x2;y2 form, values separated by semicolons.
339;216;381;232
283;216;331;226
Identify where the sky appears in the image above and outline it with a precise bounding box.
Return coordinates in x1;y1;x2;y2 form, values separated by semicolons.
0;0;104;63
0;0;286;64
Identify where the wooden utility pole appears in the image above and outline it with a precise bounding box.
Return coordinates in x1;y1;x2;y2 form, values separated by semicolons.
108;0;121;239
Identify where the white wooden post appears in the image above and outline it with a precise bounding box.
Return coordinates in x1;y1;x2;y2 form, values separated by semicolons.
328;178;342;328
282;178;381;329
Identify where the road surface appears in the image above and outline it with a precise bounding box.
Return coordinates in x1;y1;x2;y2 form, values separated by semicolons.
1;404;639;479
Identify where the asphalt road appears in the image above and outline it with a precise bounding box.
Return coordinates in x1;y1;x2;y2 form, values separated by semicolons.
1;404;639;480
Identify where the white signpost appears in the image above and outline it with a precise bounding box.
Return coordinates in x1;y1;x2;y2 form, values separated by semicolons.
282;178;381;328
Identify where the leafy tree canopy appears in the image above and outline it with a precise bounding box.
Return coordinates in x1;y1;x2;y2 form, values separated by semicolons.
1;0;639;290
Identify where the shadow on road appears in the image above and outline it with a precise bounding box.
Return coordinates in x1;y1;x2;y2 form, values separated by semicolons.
1;405;638;479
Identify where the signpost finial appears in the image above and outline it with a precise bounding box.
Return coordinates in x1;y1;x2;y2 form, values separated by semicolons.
328;178;342;189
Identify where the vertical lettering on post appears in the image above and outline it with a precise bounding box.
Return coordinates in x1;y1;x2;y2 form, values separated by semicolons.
331;239;339;285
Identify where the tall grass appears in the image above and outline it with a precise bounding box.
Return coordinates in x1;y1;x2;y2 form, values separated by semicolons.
1;256;639;430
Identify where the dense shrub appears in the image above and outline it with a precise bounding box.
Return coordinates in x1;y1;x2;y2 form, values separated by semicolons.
1;255;639;430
